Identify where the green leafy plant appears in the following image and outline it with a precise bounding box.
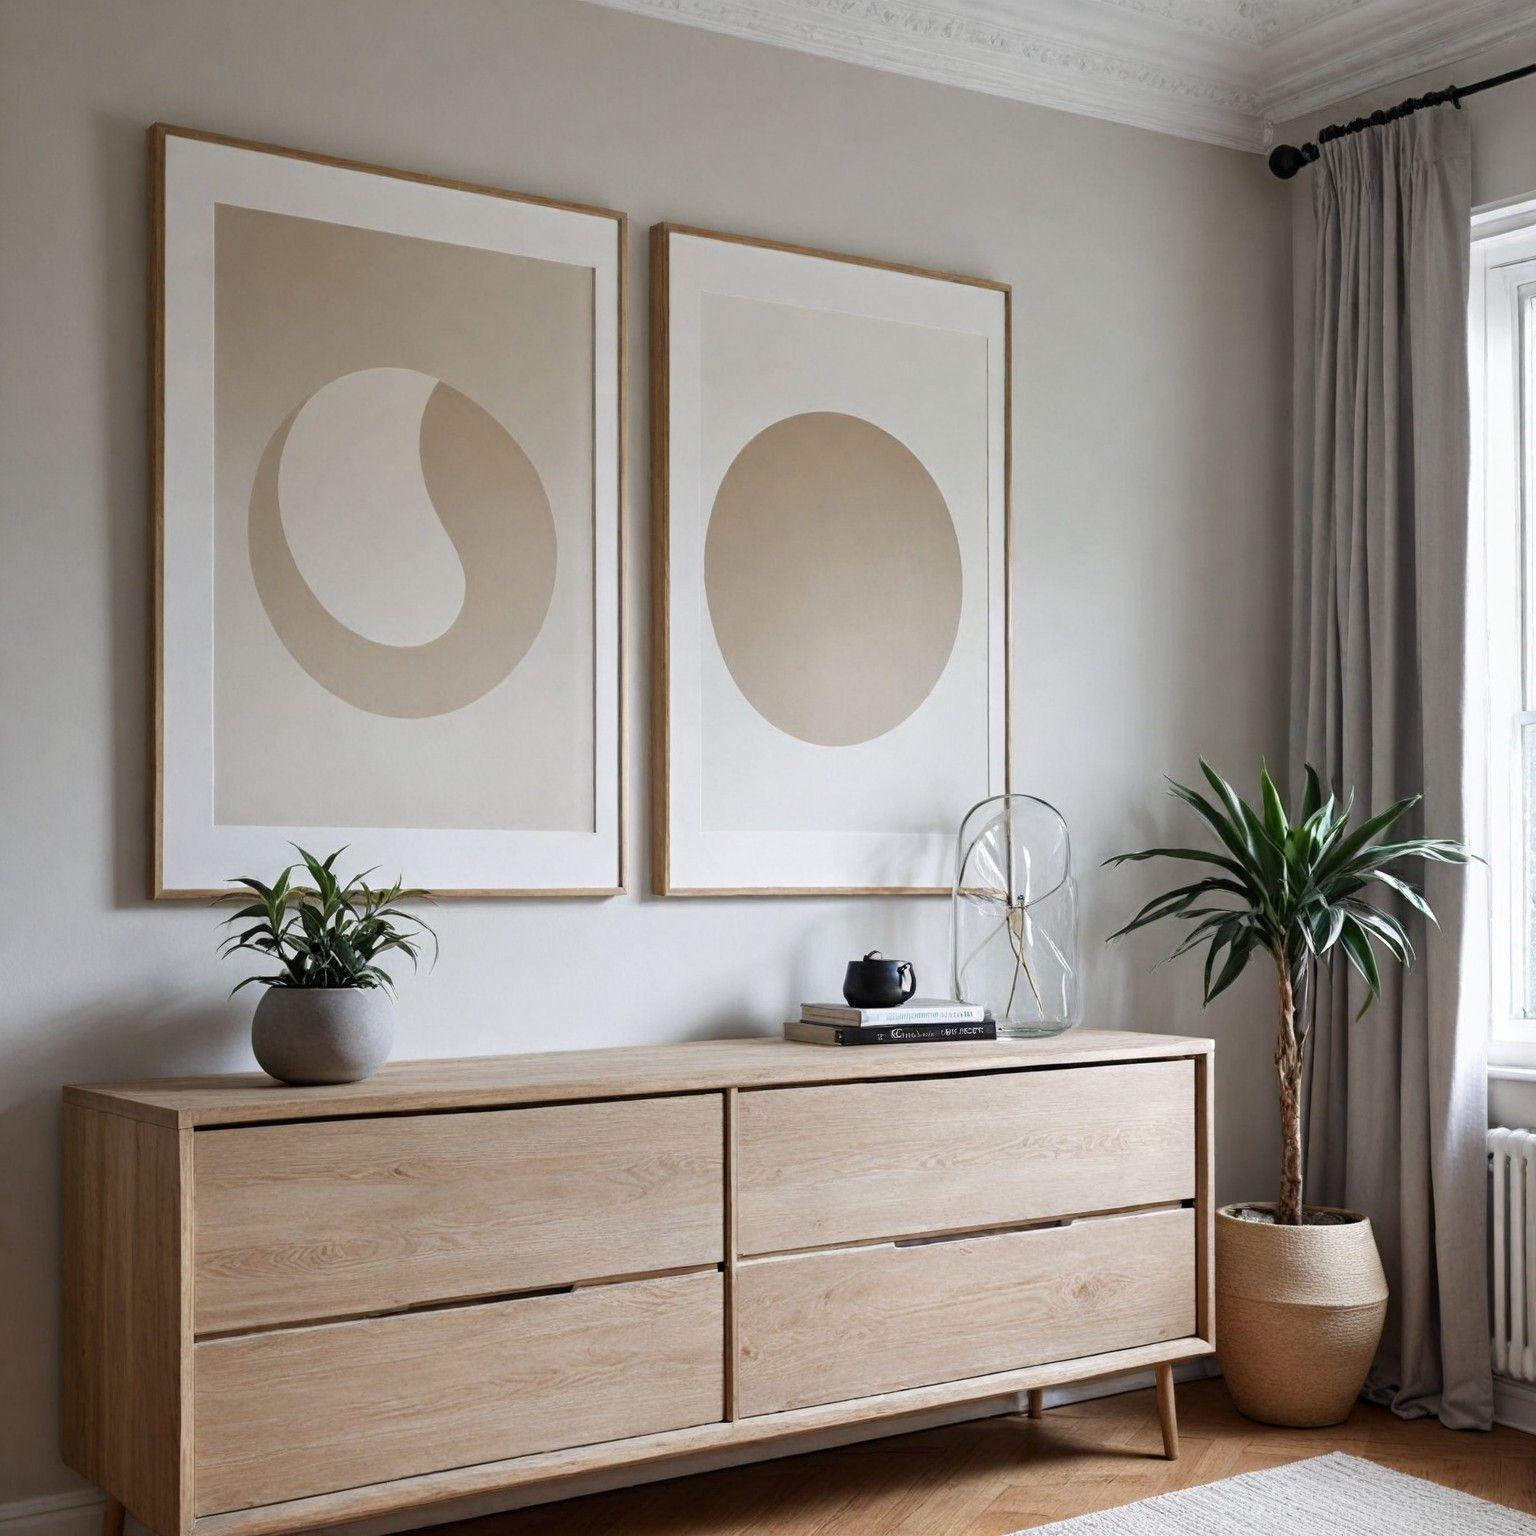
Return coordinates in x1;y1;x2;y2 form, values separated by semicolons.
1106;762;1470;1226
219;846;437;995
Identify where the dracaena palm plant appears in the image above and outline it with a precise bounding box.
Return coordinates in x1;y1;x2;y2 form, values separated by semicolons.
219;846;437;994
1106;762;1470;1227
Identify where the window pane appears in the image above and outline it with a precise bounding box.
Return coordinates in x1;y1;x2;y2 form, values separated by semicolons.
1523;291;1536;711
1524;719;1536;1018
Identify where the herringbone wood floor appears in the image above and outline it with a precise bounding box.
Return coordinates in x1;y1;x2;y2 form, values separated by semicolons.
439;1381;1536;1535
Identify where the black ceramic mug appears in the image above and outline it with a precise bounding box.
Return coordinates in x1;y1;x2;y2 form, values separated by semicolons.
842;951;917;1009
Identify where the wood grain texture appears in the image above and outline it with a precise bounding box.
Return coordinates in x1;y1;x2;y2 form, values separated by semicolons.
188;1338;1212;1536
735;1061;1194;1254
146;123;627;900
193;1271;724;1515
1155;1362;1179;1459
647;221;1011;896
734;1209;1196;1417
65;1038;1214;1536
409;1379;1536;1536
1195;1052;1215;1343
151;124;627;219
192;1096;723;1332
1001;281;1013;793
62;1103;192;1536
723;1087;740;1421
652;222;1011;293
66;1031;1212;1127
649;222;671;895
147;125;166;900
613;207;629;894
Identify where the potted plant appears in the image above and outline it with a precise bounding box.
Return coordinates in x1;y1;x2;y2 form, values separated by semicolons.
220;846;436;1085
1107;762;1469;1426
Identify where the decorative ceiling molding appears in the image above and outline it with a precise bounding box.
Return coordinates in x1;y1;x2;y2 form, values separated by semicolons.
587;0;1536;153
1091;0;1361;50
590;0;1268;150
1259;0;1536;125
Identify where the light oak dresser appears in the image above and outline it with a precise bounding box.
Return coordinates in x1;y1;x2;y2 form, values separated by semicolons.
63;1031;1214;1536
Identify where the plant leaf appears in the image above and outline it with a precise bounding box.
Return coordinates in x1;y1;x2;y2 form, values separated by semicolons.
1164;778;1266;885
1366;869;1437;924
218;846;436;994
1343;900;1413;966
1106;879;1249;941
1338;916;1382;1017
1259;762;1288;843
1300;764;1324;823
1205;930;1255;1005
1163;910;1245;964
1101;846;1254;886
1316;795;1421;882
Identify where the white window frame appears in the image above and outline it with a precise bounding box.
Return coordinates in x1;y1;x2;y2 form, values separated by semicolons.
1473;195;1536;1073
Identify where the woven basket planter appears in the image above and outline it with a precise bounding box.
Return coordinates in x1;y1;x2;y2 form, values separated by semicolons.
1215;1203;1388;1427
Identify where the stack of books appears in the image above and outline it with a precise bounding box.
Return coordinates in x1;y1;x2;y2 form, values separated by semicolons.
785;999;996;1047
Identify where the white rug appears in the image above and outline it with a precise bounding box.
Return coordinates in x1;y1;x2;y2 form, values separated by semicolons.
1015;1452;1536;1533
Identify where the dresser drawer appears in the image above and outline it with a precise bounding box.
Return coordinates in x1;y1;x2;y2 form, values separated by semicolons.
194;1269;723;1514
193;1095;723;1332
735;1208;1194;1416
735;1061;1193;1255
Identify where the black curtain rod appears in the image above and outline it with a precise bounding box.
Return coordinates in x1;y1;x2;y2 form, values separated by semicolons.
1267;59;1536;178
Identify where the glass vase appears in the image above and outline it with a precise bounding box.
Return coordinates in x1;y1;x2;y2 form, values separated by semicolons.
951;794;1082;1039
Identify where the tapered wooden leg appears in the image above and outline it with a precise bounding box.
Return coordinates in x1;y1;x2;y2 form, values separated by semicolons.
102;1497;125;1536
1154;1363;1179;1460
1027;1388;1045;1419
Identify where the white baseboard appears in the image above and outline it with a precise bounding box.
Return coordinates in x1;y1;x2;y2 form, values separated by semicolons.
2;1360;1221;1536
1494;1374;1536;1434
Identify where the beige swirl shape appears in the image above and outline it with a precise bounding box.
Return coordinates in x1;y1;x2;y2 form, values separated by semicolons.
249;378;556;719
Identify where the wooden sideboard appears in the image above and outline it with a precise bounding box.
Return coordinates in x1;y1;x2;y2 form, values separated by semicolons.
63;1032;1214;1536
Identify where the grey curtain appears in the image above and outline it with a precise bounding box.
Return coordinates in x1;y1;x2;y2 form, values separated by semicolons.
1289;104;1491;1429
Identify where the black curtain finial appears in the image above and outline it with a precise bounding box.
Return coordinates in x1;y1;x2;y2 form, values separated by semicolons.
1267;142;1319;180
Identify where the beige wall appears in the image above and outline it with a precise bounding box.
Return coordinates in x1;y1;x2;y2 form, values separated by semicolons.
0;0;1291;1513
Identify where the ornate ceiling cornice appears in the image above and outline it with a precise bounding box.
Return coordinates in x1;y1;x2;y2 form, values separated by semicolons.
585;0;1536;152
590;0;1267;149
1091;1;1362;50
1259;0;1536;124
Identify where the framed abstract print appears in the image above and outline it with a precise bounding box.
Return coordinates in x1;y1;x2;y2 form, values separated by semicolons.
651;224;1010;896
151;126;624;897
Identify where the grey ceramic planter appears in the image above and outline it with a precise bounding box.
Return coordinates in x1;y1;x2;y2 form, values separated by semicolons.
250;987;394;1085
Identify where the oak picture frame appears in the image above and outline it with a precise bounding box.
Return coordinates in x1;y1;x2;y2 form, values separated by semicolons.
149;124;628;899
650;221;1012;897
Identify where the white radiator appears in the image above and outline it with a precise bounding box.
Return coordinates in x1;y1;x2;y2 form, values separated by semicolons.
1491;1127;1536;1381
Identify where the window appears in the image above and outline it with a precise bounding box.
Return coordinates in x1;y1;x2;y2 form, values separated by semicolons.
1474;200;1536;1065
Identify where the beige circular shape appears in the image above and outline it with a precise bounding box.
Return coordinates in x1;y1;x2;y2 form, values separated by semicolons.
249;371;557;720
704;412;962;748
